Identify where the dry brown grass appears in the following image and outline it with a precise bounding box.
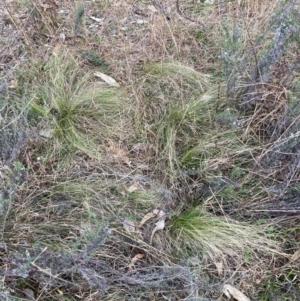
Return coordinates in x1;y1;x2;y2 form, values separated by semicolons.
1;0;300;300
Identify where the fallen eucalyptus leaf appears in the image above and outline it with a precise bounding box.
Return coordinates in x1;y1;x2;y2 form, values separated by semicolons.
223;284;250;301
89;16;103;23
136;19;147;24
150;219;165;245
153;209;166;218
147;5;158;12
139;212;155;228
127;253;144;270
130;20;147;25
290;249;300;263
94;72;120;87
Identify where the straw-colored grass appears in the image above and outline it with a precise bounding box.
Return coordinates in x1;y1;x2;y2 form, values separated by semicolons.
1;0;300;300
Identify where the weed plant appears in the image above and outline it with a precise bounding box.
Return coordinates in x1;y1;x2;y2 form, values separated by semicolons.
1;0;300;300
138;62;215;176
30;49;125;159
168;206;278;259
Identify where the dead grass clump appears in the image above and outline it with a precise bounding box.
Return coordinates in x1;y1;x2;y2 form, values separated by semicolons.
234;1;300;197
2;243;201;301
0;163;202;300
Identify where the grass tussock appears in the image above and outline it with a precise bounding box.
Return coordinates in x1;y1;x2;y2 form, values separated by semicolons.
136;61;217;176
169;207;278;259
30;48;126;159
1;0;300;300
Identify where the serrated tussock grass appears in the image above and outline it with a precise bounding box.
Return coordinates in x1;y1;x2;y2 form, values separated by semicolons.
168;206;279;259
30;49;126;159
137;61;217;177
2;0;300;300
